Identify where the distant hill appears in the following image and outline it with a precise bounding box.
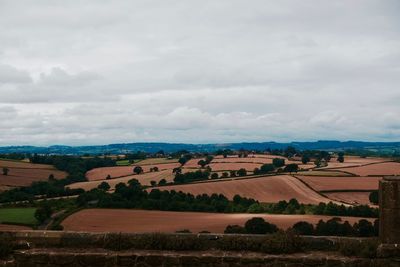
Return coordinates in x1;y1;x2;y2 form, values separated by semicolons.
1;141;400;155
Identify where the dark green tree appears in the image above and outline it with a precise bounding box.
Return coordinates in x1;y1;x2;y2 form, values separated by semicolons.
244;217;278;234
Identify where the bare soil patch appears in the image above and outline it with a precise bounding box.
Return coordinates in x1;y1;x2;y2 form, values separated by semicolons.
324;192;375;206
332;162;400;176
295;176;380;191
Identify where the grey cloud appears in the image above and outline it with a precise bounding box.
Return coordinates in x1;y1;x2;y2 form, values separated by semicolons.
0;0;399;145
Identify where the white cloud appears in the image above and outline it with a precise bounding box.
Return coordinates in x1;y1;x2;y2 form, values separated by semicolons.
0;0;399;145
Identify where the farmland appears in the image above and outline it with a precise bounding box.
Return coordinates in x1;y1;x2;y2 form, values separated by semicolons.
331;162;400;176
150;175;337;205
62;209;373;233
0;208;37;226
0;159;67;190
295;176;380;192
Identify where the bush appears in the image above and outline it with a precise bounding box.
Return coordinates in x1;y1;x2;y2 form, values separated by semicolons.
0;235;13;259
338;238;379;258
292;221;314;235
260;164;275;173
369;191;378;205
272;158;285;168
224;225;247;234
247;203;264;213
237;168;247;176
245;217;278;235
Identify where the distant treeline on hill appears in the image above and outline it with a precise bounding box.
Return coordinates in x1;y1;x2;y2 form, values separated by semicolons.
1;140;400;154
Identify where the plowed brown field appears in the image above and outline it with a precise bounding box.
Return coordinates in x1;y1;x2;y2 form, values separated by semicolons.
69;170;174;191
0;167;67;188
62;209;373;233
86;163;180;181
324;192;375;206
295;176;380;191
320;156;389;169
150;175;337;204
332;162;400;176
0;159;56;169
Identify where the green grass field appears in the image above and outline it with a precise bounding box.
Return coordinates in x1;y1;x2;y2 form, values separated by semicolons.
0;208;38;226
116;160;131;166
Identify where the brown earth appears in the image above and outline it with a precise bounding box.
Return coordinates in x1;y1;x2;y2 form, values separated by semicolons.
332;162;400;176
62;209;373;233
0;159;56;169
150;175;338;204
85;163;180;181
68;170;174;191
324;192;376;206
295;176;380;191
0;168;67;188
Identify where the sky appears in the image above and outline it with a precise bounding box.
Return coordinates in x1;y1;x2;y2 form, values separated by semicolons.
0;0;399;146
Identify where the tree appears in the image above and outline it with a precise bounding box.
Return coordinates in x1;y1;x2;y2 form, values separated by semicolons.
106;174;112;180
253;168;260;175
230;170;237;177
2;167;9;176
272;158;285;168
247;203;264;213
244;217;278;234
133;166;143;175
237;168;247;176
34;202;52;223
211;173;219;179
221;172;229;178
98;182;111;191
150;180;157;186
48;174;55;181
198;160;207;168
354;219;375;237
337;152;345;163
292;221;314;235
158;179;167;186
283;164;299;173
369;191;378;205
260;164;275;173
205;155;214;164
173;167;182;174
301;155;310;164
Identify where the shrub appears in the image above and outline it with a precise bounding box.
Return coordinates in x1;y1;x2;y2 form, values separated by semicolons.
338;238;379;258
211;173;219;179
0;235;13;259
292;221;314;235
272;158;285;168
245;217;278;235
247;203;264;213
224;225;247;234
237;168;247;176
369;191;378;205
260;164;275;173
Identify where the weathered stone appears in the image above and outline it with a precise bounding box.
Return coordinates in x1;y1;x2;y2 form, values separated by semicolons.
379;176;400;249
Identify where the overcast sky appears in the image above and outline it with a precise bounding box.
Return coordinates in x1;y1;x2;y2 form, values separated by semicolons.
0;0;399;146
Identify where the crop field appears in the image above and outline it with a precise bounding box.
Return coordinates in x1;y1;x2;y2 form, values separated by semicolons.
332;162;400;176
0;165;67;188
0;159;56;169
324;192;375;206
295;176;380;192
85;163;180;181
0;208;38;226
137;158;179;165
62;209;373;233
69;169;174;190
319;156;389;169
150;175;338;205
